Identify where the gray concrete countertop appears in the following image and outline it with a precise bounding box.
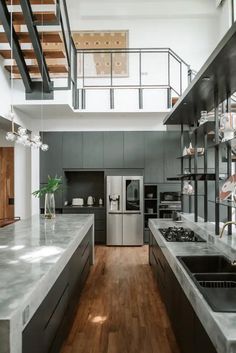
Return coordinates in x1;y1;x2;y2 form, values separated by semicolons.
0;214;94;353
149;217;236;353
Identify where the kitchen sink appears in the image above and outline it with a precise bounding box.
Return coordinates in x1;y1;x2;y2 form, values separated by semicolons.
178;255;235;274
178;255;236;312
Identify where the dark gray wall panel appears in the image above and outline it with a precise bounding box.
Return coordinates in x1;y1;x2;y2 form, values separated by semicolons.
104;132;124;168
83;132;104;168
62;132;83;168
40;132;63;183
144;132;164;183
124;132;145;168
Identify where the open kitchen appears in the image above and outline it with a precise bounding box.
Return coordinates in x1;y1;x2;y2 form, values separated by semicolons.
1;1;236;353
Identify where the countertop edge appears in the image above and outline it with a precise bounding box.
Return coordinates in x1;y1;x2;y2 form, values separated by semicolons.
149;218;233;353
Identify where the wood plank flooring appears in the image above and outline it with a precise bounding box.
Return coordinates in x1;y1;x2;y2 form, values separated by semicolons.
61;246;180;353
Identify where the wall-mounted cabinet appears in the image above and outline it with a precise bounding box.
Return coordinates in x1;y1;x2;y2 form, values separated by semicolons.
40;132;63;183
144;132;164;183
41;131;181;186
124;132;145;168
164;131;181;182
62;132;83;169
104;132;124;168
83;132;104;168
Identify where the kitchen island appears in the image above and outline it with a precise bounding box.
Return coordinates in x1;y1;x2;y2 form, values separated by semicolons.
0;214;94;353
149;216;236;353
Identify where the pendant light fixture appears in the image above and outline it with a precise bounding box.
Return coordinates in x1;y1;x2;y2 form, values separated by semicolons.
6;0;49;152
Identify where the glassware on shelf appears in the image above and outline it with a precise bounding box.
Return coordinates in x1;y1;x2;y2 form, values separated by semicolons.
220;112;236;141
183;181;194;195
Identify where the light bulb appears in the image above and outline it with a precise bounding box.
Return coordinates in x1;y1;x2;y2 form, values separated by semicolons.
18;126;27;136
41;144;49;151
6;132;15;141
24;139;32;147
32;135;41;143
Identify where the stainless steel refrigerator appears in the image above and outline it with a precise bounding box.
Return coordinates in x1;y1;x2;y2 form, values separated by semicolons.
106;176;143;246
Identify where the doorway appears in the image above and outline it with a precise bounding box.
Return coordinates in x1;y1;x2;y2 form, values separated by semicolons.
0;147;14;221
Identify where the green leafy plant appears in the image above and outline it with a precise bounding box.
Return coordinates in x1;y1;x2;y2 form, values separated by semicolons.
32;176;62;198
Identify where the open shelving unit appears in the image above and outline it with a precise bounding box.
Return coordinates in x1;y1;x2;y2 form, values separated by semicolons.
143;184;158;243
163;22;236;235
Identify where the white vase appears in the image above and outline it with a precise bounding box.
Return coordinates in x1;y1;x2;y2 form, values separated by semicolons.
44;193;55;219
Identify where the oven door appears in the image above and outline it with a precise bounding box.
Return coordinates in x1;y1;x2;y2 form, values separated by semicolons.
122;176;143;213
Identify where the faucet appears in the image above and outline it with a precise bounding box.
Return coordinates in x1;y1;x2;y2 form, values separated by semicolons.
220;221;236;238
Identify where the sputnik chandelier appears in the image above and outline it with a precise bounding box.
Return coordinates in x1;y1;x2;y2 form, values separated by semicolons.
5;0;48;151
6;113;49;151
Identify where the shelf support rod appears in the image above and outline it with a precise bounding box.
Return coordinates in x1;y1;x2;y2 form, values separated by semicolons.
204;130;208;222
181;124;184;212
194;123;198;222
227;95;232;234
214;89;220;235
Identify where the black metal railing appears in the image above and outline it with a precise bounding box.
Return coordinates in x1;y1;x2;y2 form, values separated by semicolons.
72;47;192;110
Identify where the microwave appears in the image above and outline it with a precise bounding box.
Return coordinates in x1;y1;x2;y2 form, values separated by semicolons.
160;192;181;203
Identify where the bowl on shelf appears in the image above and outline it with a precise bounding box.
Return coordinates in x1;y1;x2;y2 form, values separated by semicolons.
146;193;154;198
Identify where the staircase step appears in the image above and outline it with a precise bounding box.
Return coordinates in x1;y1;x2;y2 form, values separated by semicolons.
9;11;58;25
0;31;62;43
6;0;55;4
0;48;65;59
5;64;68;74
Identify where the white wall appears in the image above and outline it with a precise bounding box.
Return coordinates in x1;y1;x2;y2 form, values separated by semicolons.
217;0;232;39
33;112;167;131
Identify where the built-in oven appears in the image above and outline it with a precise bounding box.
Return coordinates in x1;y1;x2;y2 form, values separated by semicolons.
159;192;181;219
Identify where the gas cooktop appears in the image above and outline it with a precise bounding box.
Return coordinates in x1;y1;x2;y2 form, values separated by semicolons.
158;227;206;242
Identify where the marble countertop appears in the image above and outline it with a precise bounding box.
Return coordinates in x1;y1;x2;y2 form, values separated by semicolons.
0;214;94;353
149;217;236;353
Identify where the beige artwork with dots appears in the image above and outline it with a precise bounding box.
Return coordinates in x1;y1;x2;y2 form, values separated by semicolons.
72;31;129;77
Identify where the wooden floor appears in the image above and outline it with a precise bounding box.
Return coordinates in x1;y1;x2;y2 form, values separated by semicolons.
61;246;180;353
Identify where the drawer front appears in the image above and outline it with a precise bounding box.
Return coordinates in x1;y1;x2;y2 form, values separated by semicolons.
95;220;105;231
44;285;69;352
95;230;106;244
93;210;106;220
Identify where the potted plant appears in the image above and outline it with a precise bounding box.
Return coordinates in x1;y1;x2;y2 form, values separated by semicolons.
33;176;62;219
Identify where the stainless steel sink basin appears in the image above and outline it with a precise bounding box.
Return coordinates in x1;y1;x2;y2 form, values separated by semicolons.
178;255;234;274
178;255;236;312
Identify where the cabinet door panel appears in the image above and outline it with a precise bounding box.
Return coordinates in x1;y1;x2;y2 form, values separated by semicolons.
40;132;63;183
124;132;144;168
62;132;83;168
104;132;124;168
144;132;164;183
83;132;104;168
164;132;181;181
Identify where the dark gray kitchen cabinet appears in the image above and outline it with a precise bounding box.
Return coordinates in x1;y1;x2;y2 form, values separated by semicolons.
163;131;181;181
104;132;124;168
83;132;104;168
124;132;145;168
40;132;63;183
22;230;92;353
62;132;83;168
144;132;164;183
63;207;106;244
149;232;217;353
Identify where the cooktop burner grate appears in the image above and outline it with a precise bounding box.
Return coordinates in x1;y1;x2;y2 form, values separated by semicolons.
158;227;206;242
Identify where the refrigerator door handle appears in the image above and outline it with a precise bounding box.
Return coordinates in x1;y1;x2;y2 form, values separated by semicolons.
123;212;141;215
